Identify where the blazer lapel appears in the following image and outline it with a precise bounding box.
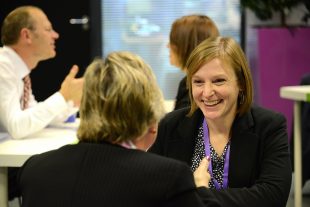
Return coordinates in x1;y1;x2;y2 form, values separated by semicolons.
228;111;260;187
172;108;261;187
174;110;204;165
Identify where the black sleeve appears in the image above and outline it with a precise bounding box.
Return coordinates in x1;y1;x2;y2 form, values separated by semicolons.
174;77;190;110
165;162;222;207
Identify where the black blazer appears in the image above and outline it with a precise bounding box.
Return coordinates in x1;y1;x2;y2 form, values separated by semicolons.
149;106;292;207
18;141;221;207
174;76;190;110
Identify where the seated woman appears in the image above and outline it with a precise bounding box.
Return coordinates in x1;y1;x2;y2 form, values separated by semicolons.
17;51;220;207
149;37;292;207
167;14;219;110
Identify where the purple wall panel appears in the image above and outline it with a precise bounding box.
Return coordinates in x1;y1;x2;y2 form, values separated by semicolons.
257;28;310;139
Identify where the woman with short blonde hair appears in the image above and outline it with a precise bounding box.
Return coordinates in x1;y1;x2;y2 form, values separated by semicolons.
18;51;221;207
78;51;165;145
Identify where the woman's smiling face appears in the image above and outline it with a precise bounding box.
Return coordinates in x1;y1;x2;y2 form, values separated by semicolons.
191;58;240;122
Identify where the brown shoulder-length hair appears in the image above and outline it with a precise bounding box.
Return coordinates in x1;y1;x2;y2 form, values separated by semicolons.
186;36;253;116
169;14;219;69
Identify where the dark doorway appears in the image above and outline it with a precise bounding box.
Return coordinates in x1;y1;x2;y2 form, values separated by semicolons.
1;1;101;101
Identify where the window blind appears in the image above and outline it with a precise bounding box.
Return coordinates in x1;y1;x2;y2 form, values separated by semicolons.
101;0;240;99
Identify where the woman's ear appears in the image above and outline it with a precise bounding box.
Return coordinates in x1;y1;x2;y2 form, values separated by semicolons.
148;126;157;134
134;123;158;151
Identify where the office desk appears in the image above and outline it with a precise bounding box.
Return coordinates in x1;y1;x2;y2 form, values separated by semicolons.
164;99;175;113
0;122;79;207
280;85;310;207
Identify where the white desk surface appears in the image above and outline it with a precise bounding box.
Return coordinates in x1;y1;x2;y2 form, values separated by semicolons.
0;121;79;167
164;99;175;113
280;85;310;102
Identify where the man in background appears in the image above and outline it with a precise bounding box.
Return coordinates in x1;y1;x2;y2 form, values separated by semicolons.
0;5;83;200
0;5;83;139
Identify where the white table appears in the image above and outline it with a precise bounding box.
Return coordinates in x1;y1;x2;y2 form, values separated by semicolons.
0;121;79;207
164;99;175;113
280;85;310;207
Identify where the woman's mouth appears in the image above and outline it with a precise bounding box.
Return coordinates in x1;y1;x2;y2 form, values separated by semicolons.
202;99;222;106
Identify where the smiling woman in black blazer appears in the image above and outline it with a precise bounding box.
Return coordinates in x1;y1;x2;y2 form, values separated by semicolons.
149;37;292;207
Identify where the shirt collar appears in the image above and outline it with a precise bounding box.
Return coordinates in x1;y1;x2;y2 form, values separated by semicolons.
3;46;30;79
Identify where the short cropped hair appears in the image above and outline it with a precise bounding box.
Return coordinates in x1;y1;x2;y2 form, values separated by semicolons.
78;51;165;143
1;6;38;45
169;14;219;69
186;36;253;116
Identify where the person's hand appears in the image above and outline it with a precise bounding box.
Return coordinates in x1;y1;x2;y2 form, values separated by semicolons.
193;156;211;188
59;65;84;107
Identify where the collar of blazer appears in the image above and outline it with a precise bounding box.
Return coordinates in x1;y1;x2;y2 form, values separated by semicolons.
176;107;256;141
176;107;260;187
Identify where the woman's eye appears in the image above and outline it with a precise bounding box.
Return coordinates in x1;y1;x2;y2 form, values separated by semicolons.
192;79;203;86
213;79;226;85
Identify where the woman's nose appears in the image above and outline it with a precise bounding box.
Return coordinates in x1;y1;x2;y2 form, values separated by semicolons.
202;83;215;97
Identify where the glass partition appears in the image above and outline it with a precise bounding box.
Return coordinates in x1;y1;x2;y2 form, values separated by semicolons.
101;0;241;99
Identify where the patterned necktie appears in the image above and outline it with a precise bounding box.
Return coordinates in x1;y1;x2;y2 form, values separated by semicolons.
22;75;31;110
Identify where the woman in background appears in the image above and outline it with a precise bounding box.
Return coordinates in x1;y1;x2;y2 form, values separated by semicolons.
168;14;219;110
18;51;220;207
